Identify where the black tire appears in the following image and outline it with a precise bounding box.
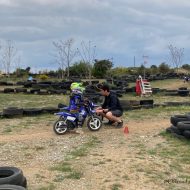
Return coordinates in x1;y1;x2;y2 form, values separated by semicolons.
171;132;185;139
129;100;140;106
0;185;26;190
170;115;190;126
15;88;27;93
179;87;187;90
178;89;189;96
140;99;154;105
4;88;15;93
3;107;23;117
87;116;102;131
53;119;68;135
166;126;173;133
0;167;25;187
16;81;25;86
42;107;59;114
54;90;67;95
119;100;131;110
23;108;42;116
183;130;190;139
30;89;40;94
141;104;154;109
152;88;160;94
177;121;190;131
166;125;183;135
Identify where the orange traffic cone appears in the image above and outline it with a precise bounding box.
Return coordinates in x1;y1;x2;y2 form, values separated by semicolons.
123;124;129;135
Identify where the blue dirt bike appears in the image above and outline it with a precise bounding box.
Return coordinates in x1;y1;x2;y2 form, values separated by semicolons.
53;99;102;135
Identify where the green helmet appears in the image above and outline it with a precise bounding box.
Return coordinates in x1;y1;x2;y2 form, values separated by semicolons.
70;82;85;93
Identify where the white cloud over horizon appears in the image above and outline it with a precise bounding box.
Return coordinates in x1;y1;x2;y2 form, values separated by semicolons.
0;0;190;72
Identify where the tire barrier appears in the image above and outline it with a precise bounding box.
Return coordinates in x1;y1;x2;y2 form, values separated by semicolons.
166;114;190;140
183;130;190;139
152;88;160;94
16;81;25;86
30;88;40;94
140;99;154;109
23;108;43;116
0;184;26;190
166;125;183;135
170;115;190;126
37;91;49;95
164;90;178;96
119;100;141;110
178;89;189;96
4;88;15;93
1;106;62;118
42;107;59;114
177;121;190;131
0;81;8;85
15;88;27;93
0;166;27;188
124;87;135;93
3;107;23;117
165;101;190;107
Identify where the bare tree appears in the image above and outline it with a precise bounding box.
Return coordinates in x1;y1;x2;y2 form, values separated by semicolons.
77;41;96;81
168;44;184;72
0;40;18;75
52;38;77;79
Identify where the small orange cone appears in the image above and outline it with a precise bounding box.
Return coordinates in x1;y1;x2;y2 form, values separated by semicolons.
123;124;129;135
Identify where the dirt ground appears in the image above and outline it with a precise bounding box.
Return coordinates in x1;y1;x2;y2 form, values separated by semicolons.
1;116;186;190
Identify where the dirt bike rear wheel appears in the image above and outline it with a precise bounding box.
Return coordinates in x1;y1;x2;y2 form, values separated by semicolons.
53;119;68;135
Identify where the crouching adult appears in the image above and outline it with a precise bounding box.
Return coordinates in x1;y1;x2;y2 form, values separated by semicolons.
96;84;123;128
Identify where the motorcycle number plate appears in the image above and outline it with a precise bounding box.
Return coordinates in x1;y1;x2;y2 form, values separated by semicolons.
67;116;76;121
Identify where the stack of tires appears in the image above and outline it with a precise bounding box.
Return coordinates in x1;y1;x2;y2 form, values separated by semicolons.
178;87;189;97
166;113;190;139
0;166;27;189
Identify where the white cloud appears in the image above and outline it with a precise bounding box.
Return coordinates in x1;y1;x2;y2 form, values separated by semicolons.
0;0;190;70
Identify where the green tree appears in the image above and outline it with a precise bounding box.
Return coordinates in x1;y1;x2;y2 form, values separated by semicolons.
150;65;158;74
108;67;128;77
92;59;113;78
158;62;170;74
182;64;190;70
137;64;145;76
69;61;89;78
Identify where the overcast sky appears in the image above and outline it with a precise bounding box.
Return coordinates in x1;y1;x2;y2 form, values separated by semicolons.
0;0;190;72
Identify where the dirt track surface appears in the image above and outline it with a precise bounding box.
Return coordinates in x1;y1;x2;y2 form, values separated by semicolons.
1;117;182;190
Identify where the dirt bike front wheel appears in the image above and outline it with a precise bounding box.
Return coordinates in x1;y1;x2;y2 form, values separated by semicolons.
87;115;102;131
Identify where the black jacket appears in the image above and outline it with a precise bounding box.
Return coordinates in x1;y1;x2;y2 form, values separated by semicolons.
102;91;123;112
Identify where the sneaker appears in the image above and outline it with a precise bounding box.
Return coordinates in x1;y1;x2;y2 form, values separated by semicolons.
75;128;84;134
116;120;123;128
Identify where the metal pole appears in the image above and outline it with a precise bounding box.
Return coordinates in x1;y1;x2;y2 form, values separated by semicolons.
143;55;148;79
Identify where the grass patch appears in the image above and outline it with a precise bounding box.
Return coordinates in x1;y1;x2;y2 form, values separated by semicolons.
122;174;129;180
34;145;45;151
50;136;101;181
111;183;123;190
37;183;56;190
50;162;72;172
65;171;83;179
125;106;190;121
66;136;101;160
53;174;65;182
0;93;68;110
3;127;12;133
